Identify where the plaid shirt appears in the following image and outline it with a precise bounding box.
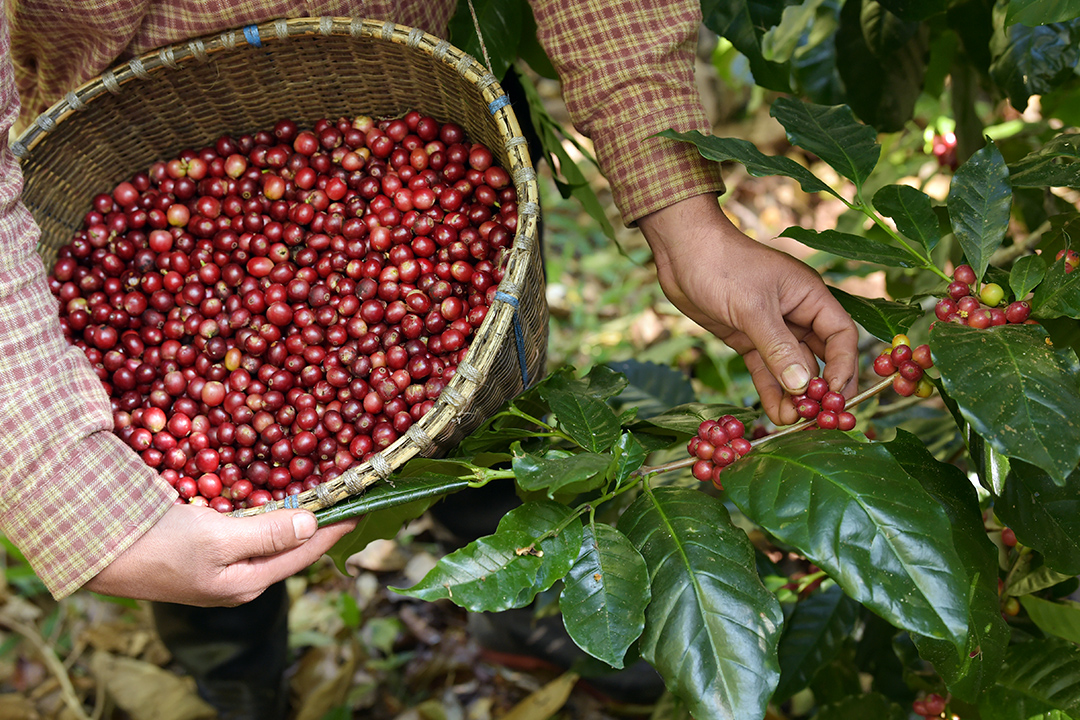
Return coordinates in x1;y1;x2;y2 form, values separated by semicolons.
2;0;722;599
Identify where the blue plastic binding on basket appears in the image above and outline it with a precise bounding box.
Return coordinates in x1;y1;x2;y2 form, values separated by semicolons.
243;25;263;47
282;494;299;509
488;95;510;114
494;291;529;388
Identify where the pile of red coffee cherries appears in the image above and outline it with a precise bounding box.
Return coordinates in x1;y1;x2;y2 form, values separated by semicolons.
872;334;935;398
48;111;518;512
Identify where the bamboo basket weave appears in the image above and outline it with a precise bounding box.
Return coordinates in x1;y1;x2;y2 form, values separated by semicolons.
15;17;547;517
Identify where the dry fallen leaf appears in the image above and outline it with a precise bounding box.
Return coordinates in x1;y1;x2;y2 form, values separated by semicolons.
88;652;216;720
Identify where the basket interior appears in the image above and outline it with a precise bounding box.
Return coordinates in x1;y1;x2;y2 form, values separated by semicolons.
23;21;513;268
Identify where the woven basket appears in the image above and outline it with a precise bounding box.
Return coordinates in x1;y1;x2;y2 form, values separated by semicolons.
15;17;547;516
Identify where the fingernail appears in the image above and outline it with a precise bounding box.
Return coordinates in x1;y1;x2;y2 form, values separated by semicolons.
781;364;810;393
293;513;316;540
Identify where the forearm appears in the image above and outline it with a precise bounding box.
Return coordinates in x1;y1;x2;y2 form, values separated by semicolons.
527;0;725;225
0;16;175;600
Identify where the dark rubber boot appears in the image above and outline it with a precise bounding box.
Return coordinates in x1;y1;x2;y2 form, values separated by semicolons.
151;581;290;720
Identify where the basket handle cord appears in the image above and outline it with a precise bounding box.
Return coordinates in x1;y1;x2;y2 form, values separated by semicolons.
466;0;495;75
494;291;530;389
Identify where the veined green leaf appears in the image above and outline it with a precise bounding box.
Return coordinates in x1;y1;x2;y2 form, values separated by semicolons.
393;500;582;611
723;432;971;654
620;488;783;720
930;323;1080;484
770;97;881;188
561;524;650;669
947;141;1013;283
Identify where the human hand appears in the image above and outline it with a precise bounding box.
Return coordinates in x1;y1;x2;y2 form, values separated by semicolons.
638;194;859;426
84;503;358;606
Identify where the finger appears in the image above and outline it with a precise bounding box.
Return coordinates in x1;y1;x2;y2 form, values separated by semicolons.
215;517;359;604
738;306;816;398
217;509;320;562
812;306;860;397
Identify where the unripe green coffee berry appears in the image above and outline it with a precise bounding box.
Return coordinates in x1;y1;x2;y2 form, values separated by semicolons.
980;282;1005;307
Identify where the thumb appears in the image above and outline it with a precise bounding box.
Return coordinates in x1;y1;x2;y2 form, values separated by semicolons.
225;509;319;561
743;318;813;395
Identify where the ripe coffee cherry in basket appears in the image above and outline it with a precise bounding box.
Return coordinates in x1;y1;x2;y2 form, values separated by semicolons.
48;112;519;512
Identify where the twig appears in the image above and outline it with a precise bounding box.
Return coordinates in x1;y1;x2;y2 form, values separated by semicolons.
0;613;91;720
636;373;900;477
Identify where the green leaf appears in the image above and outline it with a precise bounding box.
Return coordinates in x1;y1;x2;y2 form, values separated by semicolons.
979;638;1080;720
1007;552;1075;596
885;429;1009;701
990;14;1080;111
816;693;907;720
611;432;648;487
1006;0;1080;25
1009;134;1080;188
781;226;921;267
835;0;930;132
393;500;582;611
774;585;860;703
872;184;942;256
930;323;1080;484
1022;596;1080;645
560;524;650;669
323;473;472;573
606;360;695;419
657;130;839;197
947;141;1013;283
876;0;948;20
998;461;1080;575
703;0;795;92
543;364;628;401
762;0;829;62
723;432;971;654
445;0;523;79
1012;254;1049;300
544;389;622;453
1032;257;1080;318
829;288;923;342
640;402;759;436
969;428;1012;496
770;97;882;188
512;450;610;497
619;488;783;720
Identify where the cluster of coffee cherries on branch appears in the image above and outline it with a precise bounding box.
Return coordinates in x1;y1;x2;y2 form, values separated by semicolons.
48;110;518;512
687;416;751;490
934;264;1032;329
790;377;857;430
872;334;935;398
912;693;948;719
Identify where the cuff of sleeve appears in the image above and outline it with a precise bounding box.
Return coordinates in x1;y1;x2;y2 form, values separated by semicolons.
592;119;726;227
0;348;175;599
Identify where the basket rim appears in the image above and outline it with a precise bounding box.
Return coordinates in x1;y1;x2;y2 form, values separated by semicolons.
15;16;544;517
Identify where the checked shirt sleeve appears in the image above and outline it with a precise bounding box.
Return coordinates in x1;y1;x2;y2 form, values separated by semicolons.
0;17;175;600
528;0;726;226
